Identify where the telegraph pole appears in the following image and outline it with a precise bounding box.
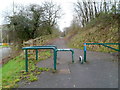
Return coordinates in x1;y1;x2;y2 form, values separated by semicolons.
13;0;15;15
12;0;15;43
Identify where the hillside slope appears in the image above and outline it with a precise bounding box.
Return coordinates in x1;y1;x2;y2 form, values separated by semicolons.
67;14;119;52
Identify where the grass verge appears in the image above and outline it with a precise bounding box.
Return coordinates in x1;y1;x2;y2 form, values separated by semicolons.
0;50;52;88
0;45;9;48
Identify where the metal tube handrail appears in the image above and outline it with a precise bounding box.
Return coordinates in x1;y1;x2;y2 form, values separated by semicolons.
56;49;74;63
83;43;120;64
22;46;57;72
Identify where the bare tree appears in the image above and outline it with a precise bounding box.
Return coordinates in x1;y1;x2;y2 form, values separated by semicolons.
111;0;117;14
100;0;103;12
83;1;89;22
93;1;97;17
88;1;92;20
42;1;62;34
74;0;118;28
103;0;107;13
74;1;87;27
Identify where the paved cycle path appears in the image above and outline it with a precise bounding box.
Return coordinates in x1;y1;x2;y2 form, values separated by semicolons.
19;38;118;88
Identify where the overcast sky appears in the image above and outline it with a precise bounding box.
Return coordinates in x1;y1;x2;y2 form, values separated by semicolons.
0;0;79;32
0;0;118;31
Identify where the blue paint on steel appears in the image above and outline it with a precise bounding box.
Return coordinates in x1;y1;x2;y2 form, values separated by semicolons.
84;43;87;51
83;43;87;62
83;43;120;64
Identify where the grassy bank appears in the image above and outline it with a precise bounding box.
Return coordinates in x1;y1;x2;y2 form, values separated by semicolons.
0;50;52;88
67;14;118;53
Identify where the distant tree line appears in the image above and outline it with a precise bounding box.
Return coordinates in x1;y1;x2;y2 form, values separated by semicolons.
73;0;120;27
6;1;61;43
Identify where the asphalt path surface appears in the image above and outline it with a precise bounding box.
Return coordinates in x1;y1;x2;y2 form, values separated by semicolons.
19;38;118;88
